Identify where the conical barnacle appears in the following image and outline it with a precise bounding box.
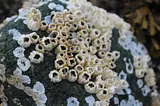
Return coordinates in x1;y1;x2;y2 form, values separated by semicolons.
84;81;96;93
54;18;65;25
55;58;66;69
85;67;95;75
78;71;91;84
73;10;84;19
49;30;59;38
74;64;84;74
96;88;109;100
95;80;105;93
68;69;78;82
145;68;156;87
35;44;45;53
47;23;57;32
66;14;75;22
90;29;101;40
55;44;68;54
41;37;53;51
29;32;40;44
75;54;85;65
27;7;41;31
135;69;145;78
59;66;69;79
49;70;62;83
40;20;48;31
28;50;44;64
18;35;32;48
50;38;58;48
67;58;76;67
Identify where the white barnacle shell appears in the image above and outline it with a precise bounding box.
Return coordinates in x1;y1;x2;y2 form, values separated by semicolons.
35;44;45;53
27;7;41;31
33;81;45;94
67;58;77;67
90;29;101;40
95;81;105;93
29;32;40;44
96;88;109;100
49;70;62;83
67;97;80;106
17;57;30;71
135;69;145;78
75;64;84;74
59;67;69;79
40;20;48;31
55;58;66;69
29;50;44;64
84;81;96;94
68;69;78;82
41;37;53;51
55;44;68;54
78;71;91;84
18;35;32;48
13;47;25;58
145;68;156;87
112;51;120;60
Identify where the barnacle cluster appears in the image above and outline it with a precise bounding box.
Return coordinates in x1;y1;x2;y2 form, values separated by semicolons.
14;5;126;105
0;0;158;106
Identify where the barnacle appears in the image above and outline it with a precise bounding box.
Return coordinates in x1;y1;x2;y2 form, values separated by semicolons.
27;7;41;31
84;81;96;93
35;44;45;53
68;69;78;82
41;37;53;51
49;70;62;83
18;35;32;48
29;32;40;44
29;50;44;64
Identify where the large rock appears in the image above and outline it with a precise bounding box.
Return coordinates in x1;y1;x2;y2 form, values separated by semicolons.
0;0;156;106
